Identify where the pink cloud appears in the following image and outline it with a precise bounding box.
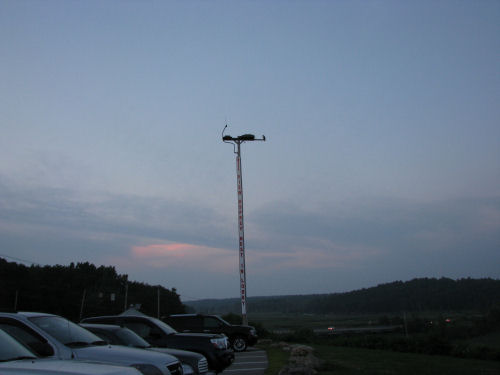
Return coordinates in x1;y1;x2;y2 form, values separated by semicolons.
128;242;236;274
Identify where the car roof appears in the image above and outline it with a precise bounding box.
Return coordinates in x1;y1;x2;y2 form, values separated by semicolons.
82;315;120;320
168;314;194;317
0;311;56;319
17;312;58;318
168;314;205;317
84;315;153;321
80;323;123;331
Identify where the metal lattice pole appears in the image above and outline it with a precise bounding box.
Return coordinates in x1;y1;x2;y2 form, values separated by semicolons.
235;141;248;324
223;127;265;326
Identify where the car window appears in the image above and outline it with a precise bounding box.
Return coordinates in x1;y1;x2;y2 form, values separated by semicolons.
0;320;54;357
0;329;37;361
91;329;115;345
217;317;231;326
29;316;101;346
203;317;221;329
147;317;177;335
123;322;152;339
115;328;150;348
173;316;202;331
189;317;203;330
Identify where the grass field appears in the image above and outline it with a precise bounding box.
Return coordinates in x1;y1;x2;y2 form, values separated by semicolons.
313;345;500;375
262;343;500;375
261;344;289;375
457;331;500;350
254;311;500;374
250;312;381;331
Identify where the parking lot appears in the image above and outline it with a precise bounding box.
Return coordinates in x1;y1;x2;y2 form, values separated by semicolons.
222;349;268;375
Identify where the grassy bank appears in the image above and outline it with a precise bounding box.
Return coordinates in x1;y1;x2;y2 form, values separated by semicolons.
252;309;500;374
260;342;500;375
259;344;289;375
314;345;500;375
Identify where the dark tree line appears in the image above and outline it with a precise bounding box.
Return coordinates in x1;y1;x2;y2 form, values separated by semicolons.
188;277;500;314
0;258;185;321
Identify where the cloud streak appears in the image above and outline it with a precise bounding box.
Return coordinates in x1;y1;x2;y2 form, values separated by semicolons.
0;178;234;248
130;243;235;274
1;1;499;299
1;175;499;299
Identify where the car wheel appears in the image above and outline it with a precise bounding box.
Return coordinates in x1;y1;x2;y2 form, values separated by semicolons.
232;336;247;352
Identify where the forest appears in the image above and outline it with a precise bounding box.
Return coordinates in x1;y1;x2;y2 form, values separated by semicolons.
3;255;500;322
187;277;500;314
0;257;184;321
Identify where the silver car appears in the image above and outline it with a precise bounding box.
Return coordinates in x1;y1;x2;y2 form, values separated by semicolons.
0;328;141;375
0;312;183;375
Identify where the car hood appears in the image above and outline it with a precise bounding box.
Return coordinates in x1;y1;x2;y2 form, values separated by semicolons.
149;346;204;360
232;324;255;330
0;358;140;375
73;344;178;367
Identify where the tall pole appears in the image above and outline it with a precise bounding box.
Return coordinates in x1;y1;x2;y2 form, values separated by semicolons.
14;290;18;311
223;128;265;326
124;282;128;311
235;141;248;325
79;289;86;321
157;286;160;319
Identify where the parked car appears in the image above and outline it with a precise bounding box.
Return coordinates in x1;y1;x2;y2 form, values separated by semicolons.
0;312;183;375
0;327;141;375
81;323;211;375
165;314;258;352
81;312;234;373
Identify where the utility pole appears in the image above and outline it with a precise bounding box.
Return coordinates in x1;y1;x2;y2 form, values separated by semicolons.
222;126;265;325
14;290;18;311
157;286;160;318
79;289;86;321
124;282;128;311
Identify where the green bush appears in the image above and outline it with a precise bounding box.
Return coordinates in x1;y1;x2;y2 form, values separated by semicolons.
274;328;315;343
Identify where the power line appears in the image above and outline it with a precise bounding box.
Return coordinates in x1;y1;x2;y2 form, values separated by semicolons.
0;253;40;266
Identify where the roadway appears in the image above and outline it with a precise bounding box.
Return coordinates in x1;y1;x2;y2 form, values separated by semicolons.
222;348;268;375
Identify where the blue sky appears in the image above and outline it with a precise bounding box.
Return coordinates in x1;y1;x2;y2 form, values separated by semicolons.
1;1;499;300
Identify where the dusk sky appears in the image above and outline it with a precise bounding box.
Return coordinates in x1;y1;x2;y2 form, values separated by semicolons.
1;1;499;301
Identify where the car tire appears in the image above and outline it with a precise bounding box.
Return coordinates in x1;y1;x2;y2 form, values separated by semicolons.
232;336;247;352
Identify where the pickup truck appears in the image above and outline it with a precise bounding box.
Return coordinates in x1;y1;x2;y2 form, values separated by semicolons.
81;313;234;373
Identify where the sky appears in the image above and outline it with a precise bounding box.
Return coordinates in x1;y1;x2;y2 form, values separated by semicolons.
1;0;499;301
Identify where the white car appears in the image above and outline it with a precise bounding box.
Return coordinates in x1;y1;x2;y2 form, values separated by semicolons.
0;312;183;375
0;328;141;375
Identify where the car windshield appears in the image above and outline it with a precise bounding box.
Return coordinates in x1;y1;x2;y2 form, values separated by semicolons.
0;329;37;362
217;317;231;326
149;317;177;335
116;328;151;348
29;316;105;347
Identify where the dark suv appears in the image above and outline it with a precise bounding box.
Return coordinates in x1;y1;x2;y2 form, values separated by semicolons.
81;314;233;373
165;314;258;352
